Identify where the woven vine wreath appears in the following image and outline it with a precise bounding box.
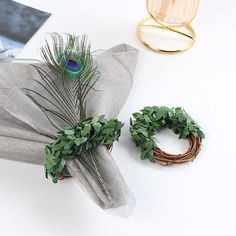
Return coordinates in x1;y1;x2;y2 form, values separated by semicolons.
130;106;205;165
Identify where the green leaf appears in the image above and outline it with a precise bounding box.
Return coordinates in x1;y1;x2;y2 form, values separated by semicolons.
91;116;99;124
52;142;64;151
179;114;186;123
93;122;102;132
75;137;87;146
82;124;91;136
104;119;116;128
63;155;75;161
198;130;205;139
59;159;67;169
64;129;75;135
115;121;124;130
175;107;182;114
98;115;106;123
102;128;114;135
133;112;142;119
144;115;151;123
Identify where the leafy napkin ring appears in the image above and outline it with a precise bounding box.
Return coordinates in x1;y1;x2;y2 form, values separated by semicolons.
130;106;205;165
45;115;124;183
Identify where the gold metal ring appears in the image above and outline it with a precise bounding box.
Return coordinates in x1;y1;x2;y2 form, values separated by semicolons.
136;17;196;54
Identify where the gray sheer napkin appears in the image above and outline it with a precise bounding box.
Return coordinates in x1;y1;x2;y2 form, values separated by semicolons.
0;44;138;217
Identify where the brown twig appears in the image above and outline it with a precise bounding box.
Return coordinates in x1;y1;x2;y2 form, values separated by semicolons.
153;135;201;166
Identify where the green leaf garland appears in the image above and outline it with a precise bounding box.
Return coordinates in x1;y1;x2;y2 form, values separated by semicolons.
44;115;124;183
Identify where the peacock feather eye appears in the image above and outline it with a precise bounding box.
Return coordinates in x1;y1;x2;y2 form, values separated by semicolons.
65;59;81;71
59;53;82;78
63;57;81;77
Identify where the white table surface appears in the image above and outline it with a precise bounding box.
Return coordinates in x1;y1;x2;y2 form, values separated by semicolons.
1;0;236;235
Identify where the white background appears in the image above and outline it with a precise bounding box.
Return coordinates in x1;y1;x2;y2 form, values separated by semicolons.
0;0;236;235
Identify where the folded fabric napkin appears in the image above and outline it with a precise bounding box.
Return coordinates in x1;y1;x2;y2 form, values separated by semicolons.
0;42;138;217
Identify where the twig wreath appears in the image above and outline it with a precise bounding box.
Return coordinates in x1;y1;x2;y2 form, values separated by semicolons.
130;106;205;165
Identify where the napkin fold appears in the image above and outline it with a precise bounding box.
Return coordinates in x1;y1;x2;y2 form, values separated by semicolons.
0;44;138;217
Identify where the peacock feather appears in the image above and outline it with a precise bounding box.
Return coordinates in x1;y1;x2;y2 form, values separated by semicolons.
23;34;115;200
24;33;100;131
